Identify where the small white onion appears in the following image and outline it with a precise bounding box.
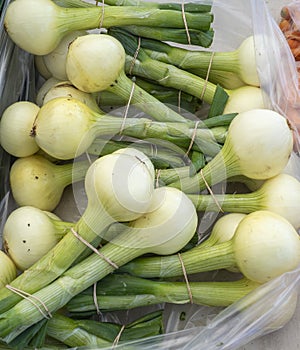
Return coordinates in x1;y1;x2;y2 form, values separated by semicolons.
234;210;300;283
43;30;86;80
3;206;63;270
0;101;40;157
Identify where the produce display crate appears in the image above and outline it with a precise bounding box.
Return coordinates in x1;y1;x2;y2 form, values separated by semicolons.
0;0;300;349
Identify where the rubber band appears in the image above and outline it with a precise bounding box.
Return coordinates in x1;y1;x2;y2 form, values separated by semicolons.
71;228;119;269
200;52;215;100
119;80;136;135
112;325;126;347
177;253;193;304
6;285;52;319
150;143;158;158
155;169;161;188
95;0;106;30
178;90;182;113
93;282;102;318
85;151;93;165
199;169;224;212
181;3;191;45
185;120;200;156
129;36;141;75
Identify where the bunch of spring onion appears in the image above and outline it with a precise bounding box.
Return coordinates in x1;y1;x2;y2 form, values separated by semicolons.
1;1;300;347
123;33;260;88
7;310;164;349
4;0;214;56
108;28;264;114
66;273;260;315
0;147;157;314
0;185;198;341
120;210;300;283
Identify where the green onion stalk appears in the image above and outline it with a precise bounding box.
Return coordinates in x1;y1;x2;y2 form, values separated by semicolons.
109;28;264;114
87;138;191;169
38;77;202;117
0;148;156;315
0;186;198;342
119;210;300;282
13;310;164;349
35;31;191;124
55;0;212;12
129;34;260;86
8;144;187;211
116;25;214;46
67;273;260;316
4;0;214;56
31;96;226;160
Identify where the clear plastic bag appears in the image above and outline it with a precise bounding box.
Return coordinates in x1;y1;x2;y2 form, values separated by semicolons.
1;0;300;349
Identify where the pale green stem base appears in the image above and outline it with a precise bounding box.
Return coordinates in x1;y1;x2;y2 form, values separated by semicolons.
120;241;235;278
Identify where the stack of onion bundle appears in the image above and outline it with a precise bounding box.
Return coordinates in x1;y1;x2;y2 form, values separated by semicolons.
0;0;300;347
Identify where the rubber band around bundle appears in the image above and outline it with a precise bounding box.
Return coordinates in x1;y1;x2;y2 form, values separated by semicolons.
119;81;136;134
178;90;182;113
155;169;161;188
6;285;52;319
93;282;102;318
85;151;93;164
95;0;106;30
199;169;224;212
129;36;142;76
112;324;126;347
177;253;193;304
185;120;200;156
200;52;215;100
181;3;191;45
150;143;158;159
70;228;119;269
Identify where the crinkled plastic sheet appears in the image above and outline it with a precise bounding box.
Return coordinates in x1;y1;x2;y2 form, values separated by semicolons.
1;0;300;349
0;0;36;232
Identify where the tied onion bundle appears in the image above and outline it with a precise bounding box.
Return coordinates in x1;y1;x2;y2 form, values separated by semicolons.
0;186;198;341
120;210;300;283
169;108;293;193
109;28;265;114
67;273;260;314
30;96;224;160
65;33;187;123
4;0;213;56
188;173;300;229
0;148;155;314
134;35;260;87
